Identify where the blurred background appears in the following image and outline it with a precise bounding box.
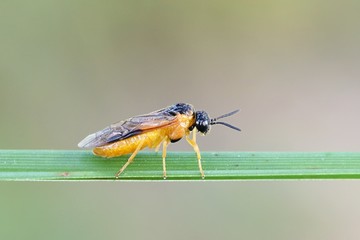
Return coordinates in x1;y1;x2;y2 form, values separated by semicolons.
1;0;360;239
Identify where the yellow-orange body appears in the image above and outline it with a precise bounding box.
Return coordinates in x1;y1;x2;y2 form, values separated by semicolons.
93;114;195;158
78;103;239;178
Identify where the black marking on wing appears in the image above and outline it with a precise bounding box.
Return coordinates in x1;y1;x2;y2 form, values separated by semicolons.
106;129;143;144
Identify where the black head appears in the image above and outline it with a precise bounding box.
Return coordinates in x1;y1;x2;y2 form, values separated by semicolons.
192;109;241;134
195;111;211;134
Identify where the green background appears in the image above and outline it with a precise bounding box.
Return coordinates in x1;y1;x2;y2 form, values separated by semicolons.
1;1;360;239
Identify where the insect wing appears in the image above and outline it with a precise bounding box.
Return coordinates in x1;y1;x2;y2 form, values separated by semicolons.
78;109;177;149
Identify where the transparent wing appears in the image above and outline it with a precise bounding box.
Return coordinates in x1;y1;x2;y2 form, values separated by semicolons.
78;108;177;149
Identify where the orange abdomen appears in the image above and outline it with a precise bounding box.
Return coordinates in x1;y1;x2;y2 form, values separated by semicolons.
93;115;194;158
93;128;167;158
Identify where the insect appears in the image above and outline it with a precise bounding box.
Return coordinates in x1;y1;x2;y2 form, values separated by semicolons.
78;103;240;179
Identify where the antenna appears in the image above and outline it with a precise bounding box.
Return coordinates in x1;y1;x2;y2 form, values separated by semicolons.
210;109;241;131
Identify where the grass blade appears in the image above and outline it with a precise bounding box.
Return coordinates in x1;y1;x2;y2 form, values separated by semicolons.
1;150;360;180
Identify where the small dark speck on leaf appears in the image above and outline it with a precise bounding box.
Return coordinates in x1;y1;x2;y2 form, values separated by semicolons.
60;172;70;177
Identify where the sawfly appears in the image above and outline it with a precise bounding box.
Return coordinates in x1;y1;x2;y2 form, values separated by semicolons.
78;103;240;179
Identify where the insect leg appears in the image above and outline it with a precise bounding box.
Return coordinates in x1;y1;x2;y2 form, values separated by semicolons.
162;138;170;179
186;130;205;179
154;141;162;152
115;138;145;178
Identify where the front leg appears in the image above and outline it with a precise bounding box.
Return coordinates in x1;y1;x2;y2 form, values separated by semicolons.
186;130;205;179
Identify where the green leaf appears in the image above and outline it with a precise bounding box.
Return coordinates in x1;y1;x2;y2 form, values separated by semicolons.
1;150;360;180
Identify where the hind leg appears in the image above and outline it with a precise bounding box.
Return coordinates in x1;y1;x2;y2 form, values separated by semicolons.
115;139;145;178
